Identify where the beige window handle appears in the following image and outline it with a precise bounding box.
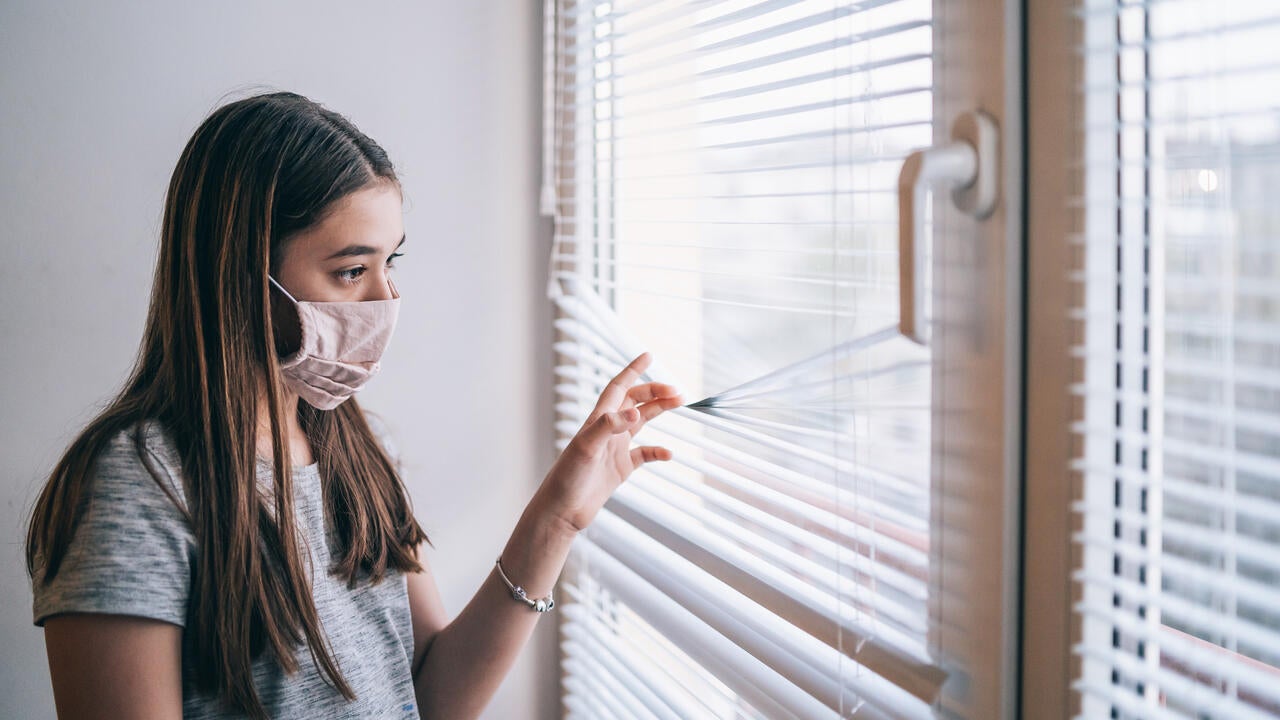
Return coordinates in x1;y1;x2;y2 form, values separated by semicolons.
897;110;999;345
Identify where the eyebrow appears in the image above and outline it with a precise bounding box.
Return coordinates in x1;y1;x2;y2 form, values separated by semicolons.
324;233;406;261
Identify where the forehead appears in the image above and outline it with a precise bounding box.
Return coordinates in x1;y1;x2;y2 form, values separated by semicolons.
292;183;404;255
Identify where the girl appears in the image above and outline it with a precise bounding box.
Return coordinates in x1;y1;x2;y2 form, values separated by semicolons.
25;90;683;719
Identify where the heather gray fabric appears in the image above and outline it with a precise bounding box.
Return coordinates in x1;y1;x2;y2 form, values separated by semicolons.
31;414;420;719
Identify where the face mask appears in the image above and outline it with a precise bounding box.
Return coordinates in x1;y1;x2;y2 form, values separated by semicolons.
268;274;401;410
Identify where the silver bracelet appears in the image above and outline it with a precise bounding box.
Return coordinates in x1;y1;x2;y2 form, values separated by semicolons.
494;556;556;613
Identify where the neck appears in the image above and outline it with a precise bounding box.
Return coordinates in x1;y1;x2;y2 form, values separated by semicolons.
255;384;311;466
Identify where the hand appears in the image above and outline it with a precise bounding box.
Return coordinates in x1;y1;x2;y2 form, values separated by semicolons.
534;352;683;534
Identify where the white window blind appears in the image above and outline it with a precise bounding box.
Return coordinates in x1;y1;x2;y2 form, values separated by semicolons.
542;0;946;718
1071;1;1280;717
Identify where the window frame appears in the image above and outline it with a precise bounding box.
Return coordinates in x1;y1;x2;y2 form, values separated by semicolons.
1021;0;1083;716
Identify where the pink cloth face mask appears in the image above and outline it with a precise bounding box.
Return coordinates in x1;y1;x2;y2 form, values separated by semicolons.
268;274;401;410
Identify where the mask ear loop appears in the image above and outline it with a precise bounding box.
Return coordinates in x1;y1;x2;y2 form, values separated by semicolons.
268;275;302;305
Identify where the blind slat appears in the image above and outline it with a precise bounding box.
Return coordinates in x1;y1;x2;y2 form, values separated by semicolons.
562;581;761;718
1074;643;1280;720
556;50;931;104
592;492;944;702
564;377;925;507
553;85;931;141
555;409;936;599
569;535;850;720
577;521;929;720
562;656;661;720
557;14;929;85
1074;605;1280;709
561;675;633;720
561;631;687;720
1073;502;1280;574
549;307;929;500
550;119;931;161
1074;572;1280;660
1069;463;1280;526
623;467;930;635
1074;531;1280;612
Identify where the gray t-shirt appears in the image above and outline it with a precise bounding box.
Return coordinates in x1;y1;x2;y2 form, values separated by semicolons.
31;415;421;719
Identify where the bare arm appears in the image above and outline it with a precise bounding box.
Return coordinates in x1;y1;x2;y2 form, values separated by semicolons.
409;501;577;720
43;614;183;720
407;352;682;719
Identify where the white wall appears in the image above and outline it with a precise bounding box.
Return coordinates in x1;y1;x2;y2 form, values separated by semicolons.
0;2;557;718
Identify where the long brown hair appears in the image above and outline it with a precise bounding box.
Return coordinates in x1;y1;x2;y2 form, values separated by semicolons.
25;90;430;718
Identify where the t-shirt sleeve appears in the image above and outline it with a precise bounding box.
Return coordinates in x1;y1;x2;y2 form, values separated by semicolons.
31;425;195;628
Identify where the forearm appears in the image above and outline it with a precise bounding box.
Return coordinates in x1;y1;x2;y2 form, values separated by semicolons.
409;356;679;717
412;497;578;720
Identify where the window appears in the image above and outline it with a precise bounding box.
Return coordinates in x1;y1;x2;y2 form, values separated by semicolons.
1069;1;1280;717
542;0;1022;718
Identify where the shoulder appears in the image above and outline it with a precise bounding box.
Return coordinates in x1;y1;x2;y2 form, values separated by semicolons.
31;418;195;627
87;419;189;517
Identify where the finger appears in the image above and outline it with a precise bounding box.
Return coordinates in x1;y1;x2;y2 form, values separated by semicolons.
630;445;673;466
591;352;653;417
631;394;685;430
577;407;640;457
625;382;680;406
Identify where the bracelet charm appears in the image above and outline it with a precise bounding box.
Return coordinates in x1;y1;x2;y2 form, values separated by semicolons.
495;557;556;613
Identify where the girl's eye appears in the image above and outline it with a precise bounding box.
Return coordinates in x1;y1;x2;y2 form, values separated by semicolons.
336;253;403;285
337;267;366;284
